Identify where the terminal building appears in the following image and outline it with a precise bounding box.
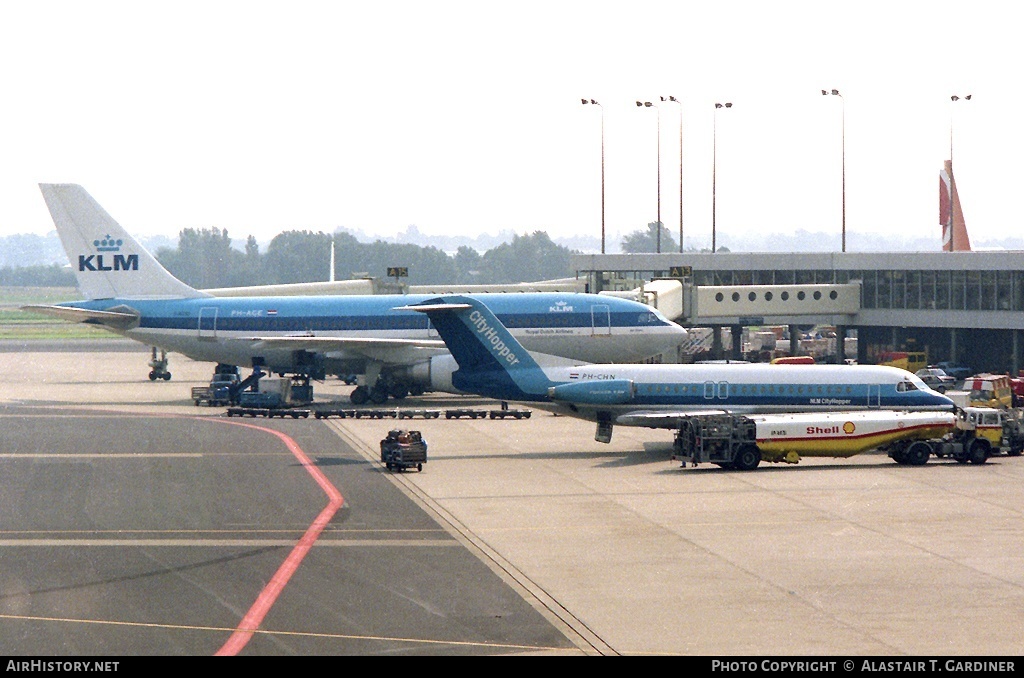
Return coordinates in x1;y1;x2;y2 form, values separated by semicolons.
572;250;1024;376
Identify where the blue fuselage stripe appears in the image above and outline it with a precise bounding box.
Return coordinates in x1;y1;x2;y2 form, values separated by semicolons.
61;294;669;334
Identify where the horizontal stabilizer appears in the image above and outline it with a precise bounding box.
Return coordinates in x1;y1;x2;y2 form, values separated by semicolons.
392;302;473;313
22;304;139;330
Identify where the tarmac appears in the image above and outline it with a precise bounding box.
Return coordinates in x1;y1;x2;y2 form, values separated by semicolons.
2;339;1023;656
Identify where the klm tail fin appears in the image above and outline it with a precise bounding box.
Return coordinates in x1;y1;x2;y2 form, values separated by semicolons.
939;160;972;252
39;184;207;300
397;295;553;401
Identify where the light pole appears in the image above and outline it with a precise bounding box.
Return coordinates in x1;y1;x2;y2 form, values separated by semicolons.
821;89;846;252
581;98;606;253
662;95;683;252
949;94;972;252
636;100;662;253
712;102;732;253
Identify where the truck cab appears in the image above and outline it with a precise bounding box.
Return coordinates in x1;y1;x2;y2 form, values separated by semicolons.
955;406;1024;458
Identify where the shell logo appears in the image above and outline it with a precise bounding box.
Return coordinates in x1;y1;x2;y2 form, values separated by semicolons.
843;421;856;435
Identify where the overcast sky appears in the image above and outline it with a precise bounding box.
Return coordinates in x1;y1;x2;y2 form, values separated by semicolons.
0;1;1019;251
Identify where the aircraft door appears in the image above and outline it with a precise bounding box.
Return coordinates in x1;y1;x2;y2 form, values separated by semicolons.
704;380;728;400
198;307;218;340
591;304;611;336
868;384;881;408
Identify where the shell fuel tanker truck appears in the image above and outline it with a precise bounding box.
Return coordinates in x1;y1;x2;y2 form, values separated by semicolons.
673;410;961;470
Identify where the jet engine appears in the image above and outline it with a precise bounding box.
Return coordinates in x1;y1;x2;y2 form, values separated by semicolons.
393;355;464;395
547;379;636;405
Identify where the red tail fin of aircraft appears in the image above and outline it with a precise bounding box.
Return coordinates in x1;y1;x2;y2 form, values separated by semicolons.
940;159;971;251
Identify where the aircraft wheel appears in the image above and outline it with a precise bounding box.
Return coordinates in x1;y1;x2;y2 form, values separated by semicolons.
370;386;389;405
904;441;932;466
732;444;761;471
389;382;409;399
350;386;369;405
163;373;172;381
148;371;157;381
968;439;989;465
890;448;909;465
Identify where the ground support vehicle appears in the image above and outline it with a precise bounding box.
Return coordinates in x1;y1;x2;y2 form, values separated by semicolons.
673;415;763;470
672;410;957;471
918;406;1024;464
488;408;532;419
877;351;928;374
960;374;1014;409
192;365;242;406
444;409;489;419
313;408;443;419
313;408;392;419
380;429;427;472
222;374;315;417
237;377;313;409
314;409;357;419
225;407;311;419
398;409;442;419
191;386;222;406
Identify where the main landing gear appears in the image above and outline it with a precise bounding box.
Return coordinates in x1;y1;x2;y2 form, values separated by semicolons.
349;377;425;405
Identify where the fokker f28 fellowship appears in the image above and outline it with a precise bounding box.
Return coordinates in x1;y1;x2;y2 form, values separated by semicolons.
27;184;687;404
399;295;957;469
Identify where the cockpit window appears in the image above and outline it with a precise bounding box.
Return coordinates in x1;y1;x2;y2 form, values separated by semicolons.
897;379;919;392
906;375;931;391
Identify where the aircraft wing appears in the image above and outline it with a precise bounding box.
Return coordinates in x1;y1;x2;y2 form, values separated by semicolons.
244;335;449;363
615;409;732;428
21;304;139;330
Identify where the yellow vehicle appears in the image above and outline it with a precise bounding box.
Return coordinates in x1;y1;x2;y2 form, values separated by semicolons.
876;351;928;374
962;374;1014;409
897;406;1024;465
927;406;1024;464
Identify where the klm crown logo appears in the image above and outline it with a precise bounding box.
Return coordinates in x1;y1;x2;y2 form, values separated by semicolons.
79;235;138;272
94;235;123;252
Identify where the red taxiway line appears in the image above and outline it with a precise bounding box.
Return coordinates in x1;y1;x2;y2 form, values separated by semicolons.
209;418;345;656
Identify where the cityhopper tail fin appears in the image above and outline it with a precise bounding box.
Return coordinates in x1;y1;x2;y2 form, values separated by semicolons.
396;295;553;401
39;184;207;300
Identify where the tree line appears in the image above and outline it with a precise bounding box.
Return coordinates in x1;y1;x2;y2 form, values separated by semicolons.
152;228;582;288
0;223;690;289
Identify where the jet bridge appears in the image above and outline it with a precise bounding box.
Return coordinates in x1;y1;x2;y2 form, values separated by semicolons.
683;282;861;326
599;279;861;326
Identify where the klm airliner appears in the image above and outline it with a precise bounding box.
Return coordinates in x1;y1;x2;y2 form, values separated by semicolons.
27;184;687;404
398;295;957;453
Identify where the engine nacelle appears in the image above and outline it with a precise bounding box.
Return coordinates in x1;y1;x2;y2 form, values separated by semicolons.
547;379;636;405
395;355;463;394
